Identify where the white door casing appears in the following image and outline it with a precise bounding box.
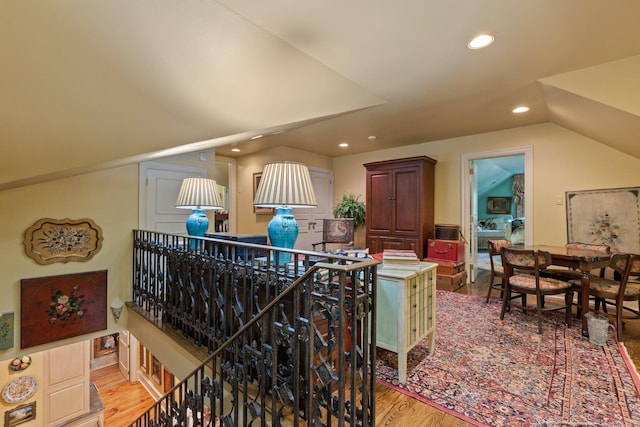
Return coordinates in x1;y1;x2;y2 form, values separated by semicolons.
461;147;533;283
293;167;334;251
469;159;479;282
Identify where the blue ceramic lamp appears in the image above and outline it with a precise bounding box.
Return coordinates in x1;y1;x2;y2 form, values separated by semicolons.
253;162;317;264
175;177;224;237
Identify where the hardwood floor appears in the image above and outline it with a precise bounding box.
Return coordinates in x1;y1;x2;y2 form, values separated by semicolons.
92;268;640;426
91;365;155;426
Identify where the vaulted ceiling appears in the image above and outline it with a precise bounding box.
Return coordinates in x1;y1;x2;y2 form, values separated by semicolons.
2;1;640;190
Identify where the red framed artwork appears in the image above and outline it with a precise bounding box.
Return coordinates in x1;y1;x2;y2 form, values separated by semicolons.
20;270;107;349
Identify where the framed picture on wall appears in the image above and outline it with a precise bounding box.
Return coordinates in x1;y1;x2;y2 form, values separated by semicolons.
94;333;118;357
151;355;162;385
20;270;107;349
139;344;149;374
487;197;512;214
163;368;174;393
253;172;274;215
0;313;14;350
566;186;640;253
5;402;36;426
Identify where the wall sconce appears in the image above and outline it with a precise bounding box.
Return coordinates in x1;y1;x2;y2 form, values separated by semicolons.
110;297;124;323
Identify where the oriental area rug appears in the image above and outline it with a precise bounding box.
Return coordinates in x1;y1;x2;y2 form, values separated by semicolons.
375;290;640;427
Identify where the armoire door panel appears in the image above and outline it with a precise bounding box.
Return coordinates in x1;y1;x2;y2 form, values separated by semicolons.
394;169;420;232
367;172;393;232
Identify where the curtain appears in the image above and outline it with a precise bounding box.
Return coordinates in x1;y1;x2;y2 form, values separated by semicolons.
512;174;525;218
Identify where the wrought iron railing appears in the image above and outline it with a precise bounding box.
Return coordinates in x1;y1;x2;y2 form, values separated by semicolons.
129;230;378;426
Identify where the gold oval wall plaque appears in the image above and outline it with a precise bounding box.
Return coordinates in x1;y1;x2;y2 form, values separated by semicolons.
24;218;103;265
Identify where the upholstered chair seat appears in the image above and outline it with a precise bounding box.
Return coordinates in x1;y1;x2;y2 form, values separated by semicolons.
569;253;640;341
588;277;640;299
500;248;574;334
509;274;573;292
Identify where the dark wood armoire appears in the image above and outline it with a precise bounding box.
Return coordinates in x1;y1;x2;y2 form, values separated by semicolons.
364;156;437;259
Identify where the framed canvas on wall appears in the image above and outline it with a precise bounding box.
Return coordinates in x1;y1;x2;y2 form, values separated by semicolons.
566;187;640;253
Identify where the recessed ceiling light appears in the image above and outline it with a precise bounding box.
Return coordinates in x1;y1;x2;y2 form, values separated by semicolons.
368;135;377;141
231;147;240;152
512;106;530;114
339;143;349;148
250;134;263;140
468;34;494;49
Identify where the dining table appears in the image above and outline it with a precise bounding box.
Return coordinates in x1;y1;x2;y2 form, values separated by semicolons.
530;245;612;336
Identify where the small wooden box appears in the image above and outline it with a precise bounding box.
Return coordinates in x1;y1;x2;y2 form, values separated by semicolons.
427;239;465;262
424;258;465;276
436;270;467;292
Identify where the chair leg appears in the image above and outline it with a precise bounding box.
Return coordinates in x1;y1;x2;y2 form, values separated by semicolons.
595;297;609;312
616;303;624;342
575;290;582;319
485;273;496;303
499;285;511;320
565;290;573;328
536;294;543;334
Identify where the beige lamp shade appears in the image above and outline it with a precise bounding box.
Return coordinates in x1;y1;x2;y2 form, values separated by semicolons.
175;177;224;210
253;162;317;208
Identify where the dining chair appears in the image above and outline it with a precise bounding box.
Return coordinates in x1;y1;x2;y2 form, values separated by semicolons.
570;253;640;341
485;239;513;303
540;243;610;311
500;247;574;334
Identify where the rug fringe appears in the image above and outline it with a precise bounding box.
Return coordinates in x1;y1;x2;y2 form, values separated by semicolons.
618;341;640;390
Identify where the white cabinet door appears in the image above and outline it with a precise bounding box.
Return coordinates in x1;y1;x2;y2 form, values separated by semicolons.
119;330;130;380
44;341;90;426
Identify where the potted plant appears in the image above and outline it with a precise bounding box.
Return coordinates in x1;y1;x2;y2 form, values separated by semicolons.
333;193;366;227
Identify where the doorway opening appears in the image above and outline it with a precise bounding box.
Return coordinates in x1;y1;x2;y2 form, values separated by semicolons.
461;147;533;283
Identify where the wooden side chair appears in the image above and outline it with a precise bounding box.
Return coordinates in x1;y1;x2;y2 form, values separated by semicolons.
485;239;513;303
312;219;355;252
500;247;574;334
570;253;640;341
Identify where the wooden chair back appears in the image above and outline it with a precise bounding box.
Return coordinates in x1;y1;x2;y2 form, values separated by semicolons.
502;247;551;276
487;239;512;273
